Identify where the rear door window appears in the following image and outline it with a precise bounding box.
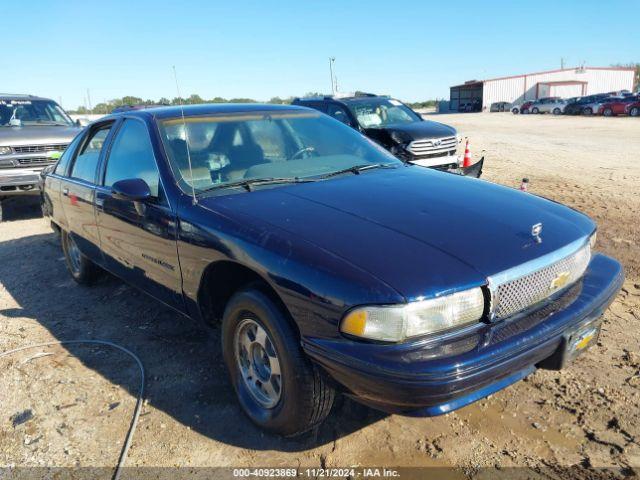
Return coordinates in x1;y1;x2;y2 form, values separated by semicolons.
70;124;113;183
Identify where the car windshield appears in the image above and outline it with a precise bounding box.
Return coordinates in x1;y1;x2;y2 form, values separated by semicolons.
158;110;401;193
0;99;73;126
343;98;421;128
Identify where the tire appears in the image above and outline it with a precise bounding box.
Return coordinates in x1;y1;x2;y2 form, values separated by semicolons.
553;108;561;115
629;107;639;117
531;107;539;114
222;288;335;436
583;107;593;115
603;108;613;117
61;230;100;285
512;108;519;114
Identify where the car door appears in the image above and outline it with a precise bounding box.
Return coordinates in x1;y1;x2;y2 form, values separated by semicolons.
60;121;116;261
95;117;184;310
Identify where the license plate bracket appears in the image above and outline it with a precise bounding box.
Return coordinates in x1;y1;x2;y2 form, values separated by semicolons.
538;321;601;370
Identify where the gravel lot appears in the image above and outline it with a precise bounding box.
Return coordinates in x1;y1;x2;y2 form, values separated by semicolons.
1;113;639;478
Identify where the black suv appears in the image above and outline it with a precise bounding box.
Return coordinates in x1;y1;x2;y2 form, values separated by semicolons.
292;94;464;172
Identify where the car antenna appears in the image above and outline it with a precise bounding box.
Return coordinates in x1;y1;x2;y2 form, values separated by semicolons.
172;65;197;205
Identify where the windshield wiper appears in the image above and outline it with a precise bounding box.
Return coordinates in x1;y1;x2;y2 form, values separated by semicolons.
34;121;70;126
319;163;397;179
200;177;317;193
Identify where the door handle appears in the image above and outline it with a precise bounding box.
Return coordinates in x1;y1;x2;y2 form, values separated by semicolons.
62;187;69;196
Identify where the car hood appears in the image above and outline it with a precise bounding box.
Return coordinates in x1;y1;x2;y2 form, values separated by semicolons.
201;167;594;300
0;125;82;146
366;120;456;142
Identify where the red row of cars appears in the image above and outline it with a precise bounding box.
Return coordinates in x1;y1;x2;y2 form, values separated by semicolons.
597;97;640;116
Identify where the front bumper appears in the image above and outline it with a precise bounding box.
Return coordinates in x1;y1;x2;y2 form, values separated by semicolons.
303;253;623;415
0;168;43;195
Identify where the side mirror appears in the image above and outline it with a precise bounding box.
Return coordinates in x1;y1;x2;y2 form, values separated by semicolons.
74;119;81;127
111;178;151;202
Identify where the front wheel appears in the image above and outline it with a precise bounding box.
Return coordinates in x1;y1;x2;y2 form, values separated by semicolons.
553;108;561;115
583;107;593;115
61;231;100;285
629;107;639;117
603;108;613;117
222;288;335;436
511;108;519;114
531;107;539;114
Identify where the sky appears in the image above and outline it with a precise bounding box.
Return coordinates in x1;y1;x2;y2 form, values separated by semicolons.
5;0;638;110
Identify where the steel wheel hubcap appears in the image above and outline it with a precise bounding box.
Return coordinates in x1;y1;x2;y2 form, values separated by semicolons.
234;318;282;408
67;235;81;273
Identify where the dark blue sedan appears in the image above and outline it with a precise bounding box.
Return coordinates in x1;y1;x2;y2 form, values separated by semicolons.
42;103;623;436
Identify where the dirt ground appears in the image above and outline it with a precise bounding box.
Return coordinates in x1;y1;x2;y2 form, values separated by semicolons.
1;113;639;478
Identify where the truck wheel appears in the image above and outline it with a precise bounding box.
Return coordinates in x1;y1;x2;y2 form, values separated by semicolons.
61;231;100;285
222;288;335;436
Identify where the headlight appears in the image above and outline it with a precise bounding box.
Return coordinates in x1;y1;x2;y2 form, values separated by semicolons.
456;134;463;144
590;231;597;249
340;288;485;342
0;146;12;155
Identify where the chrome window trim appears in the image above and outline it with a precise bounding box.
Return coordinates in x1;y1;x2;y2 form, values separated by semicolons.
487;236;591;320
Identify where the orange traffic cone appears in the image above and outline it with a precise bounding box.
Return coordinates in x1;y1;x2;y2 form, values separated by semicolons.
462;139;472;167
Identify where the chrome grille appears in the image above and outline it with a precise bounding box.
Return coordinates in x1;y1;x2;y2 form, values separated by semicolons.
406;136;457;157
17;157;51;165
12;144;68;153
493;243;591;319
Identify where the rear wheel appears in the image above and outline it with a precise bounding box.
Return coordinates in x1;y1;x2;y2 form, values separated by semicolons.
511;108;519;114
629;107;639;117
583;107;593;115
222;288;335;436
531;107;539;114
61;231;100;285
603;108;613;117
553;108;561;115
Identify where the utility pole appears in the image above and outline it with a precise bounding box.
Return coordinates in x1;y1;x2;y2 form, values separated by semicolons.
86;89;92;112
329;57;336;95
560;57;565;69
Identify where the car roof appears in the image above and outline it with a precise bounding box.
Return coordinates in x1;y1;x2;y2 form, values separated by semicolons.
0;94;54;102
104;103;312;121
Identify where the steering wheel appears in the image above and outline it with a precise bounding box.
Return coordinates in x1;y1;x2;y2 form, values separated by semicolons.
291;146;316;160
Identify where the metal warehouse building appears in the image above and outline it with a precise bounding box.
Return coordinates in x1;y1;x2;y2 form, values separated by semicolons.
449;66;636;111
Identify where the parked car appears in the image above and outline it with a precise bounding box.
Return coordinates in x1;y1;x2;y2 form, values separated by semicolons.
511;100;535;114
625;100;640;117
529;97;567;115
0;94;82;219
598;97;638;116
458;99;482;112
490;101;511;112
563;94;610;115
292;94;479;175
42;103;623;436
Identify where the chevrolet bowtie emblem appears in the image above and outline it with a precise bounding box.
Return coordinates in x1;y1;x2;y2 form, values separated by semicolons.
531;222;543;243
550;271;571;290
